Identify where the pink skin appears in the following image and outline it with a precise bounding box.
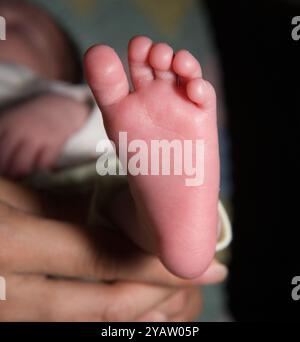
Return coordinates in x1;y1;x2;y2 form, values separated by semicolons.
84;36;220;279
0;94;89;178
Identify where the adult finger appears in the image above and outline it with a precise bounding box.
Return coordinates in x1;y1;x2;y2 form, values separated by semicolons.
42;279;176;322
0;273;52;321
0;202;227;287
137;287;202;322
0;274;176;322
170;287;202;322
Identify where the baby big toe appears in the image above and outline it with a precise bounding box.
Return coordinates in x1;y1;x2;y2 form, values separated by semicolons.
84;45;129;107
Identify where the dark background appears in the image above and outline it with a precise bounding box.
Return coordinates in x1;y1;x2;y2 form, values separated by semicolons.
205;0;299;320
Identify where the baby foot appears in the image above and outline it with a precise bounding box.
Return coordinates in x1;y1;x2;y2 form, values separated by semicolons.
84;36;219;278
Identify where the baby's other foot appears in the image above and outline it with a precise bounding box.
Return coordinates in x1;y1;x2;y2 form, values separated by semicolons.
0;94;89;178
84;36;219;278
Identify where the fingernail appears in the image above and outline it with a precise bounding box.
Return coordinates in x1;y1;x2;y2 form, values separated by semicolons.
193;262;229;285
211;263;228;280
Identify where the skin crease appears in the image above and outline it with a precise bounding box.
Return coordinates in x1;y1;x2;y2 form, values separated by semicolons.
84;36;220;279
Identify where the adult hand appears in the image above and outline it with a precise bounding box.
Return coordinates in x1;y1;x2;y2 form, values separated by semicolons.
0;201;227;321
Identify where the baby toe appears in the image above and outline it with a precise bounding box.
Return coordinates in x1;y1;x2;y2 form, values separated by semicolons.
173;50;202;80
186;78;216;110
149;43;176;82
